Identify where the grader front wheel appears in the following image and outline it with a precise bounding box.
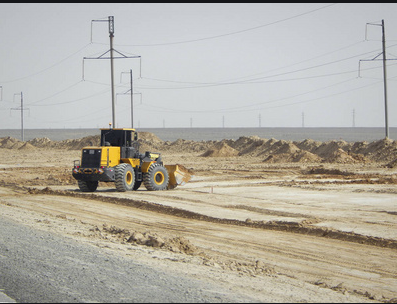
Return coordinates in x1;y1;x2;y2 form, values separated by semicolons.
143;163;169;191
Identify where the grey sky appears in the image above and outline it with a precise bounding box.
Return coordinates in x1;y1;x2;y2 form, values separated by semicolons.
1;3;397;129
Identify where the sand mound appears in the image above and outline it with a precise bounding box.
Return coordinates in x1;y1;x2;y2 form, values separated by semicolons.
294;138;322;153
359;138;397;162
162;138;214;153
0;136;20;148
292;150;323;163
18;142;36;150
103;225;199;255
1;132;396;164
138;131;164;144
232;136;268;156
270;141;300;155
313;140;351;159
29;137;52;147
264;149;323;163
323;148;358;164
201;142;239;157
386;158;397;168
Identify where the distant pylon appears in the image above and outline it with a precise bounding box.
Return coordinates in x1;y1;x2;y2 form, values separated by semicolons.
11;92;29;141
302;112;305;128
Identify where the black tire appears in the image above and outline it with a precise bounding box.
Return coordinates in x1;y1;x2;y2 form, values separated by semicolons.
115;163;135;192
143;163;169;191
78;180;98;192
133;180;142;191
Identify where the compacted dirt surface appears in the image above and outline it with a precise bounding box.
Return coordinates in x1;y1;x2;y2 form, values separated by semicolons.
0;133;397;302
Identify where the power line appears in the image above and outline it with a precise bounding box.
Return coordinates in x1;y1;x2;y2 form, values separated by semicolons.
0;43;91;84
138;44;397;90
134;76;387;114
98;3;337;47
27;86;110;107
26;80;83;106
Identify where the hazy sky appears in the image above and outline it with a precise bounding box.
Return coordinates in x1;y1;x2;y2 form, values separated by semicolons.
1;3;397;129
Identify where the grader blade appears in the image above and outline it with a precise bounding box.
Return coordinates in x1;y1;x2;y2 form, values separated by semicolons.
165;164;192;189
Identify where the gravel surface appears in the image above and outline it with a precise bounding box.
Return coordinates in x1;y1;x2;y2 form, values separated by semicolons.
0;217;257;303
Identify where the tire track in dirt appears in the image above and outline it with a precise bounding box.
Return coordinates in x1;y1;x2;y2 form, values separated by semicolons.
21;185;397;250
2;185;396;302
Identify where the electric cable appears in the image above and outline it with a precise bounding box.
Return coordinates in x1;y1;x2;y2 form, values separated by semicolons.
98;3;337;47
0;43;91;84
138;43;397;89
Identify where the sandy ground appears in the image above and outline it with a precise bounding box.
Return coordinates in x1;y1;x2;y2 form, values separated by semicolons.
0;134;397;302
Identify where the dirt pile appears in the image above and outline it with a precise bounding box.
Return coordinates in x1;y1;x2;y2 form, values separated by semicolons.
100;225;200;255
1;133;396;164
200;142;239;157
0;137;23;149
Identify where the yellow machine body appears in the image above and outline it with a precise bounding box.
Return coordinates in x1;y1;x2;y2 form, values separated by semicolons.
72;128;191;191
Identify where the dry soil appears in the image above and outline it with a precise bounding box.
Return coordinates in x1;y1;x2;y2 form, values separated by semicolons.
0;133;397;302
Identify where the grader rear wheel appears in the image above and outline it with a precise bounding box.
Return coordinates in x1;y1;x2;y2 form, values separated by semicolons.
133;180;142;191
143;163;169;191
115;163;135;192
78;180;98;192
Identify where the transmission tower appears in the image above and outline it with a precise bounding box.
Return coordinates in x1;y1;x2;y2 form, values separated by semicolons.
359;19;397;139
83;16;141;128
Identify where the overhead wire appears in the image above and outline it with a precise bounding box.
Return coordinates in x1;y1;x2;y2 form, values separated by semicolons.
136;44;395;90
160;40;367;86
26;81;130;107
133;76;358;114
98;3;337;47
3;3;394;127
26;80;84;106
27;86;110;107
0;43;91;84
134;76;384;115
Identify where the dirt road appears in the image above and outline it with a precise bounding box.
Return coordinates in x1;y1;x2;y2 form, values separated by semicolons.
0;136;396;302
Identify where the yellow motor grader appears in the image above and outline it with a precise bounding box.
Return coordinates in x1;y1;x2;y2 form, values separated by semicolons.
72;128;191;192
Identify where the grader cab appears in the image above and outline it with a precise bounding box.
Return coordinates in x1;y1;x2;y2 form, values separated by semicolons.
72;128;191;192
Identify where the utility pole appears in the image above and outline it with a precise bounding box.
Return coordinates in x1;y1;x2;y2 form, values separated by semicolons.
352;109;356;127
118;69;133;128
130;69;133;128
119;69;142;128
381;19;389;139
359;19;397;139
83;16;141;129
109;16;116;128
11;92;29;141
258;114;261;128
302;112;305;128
